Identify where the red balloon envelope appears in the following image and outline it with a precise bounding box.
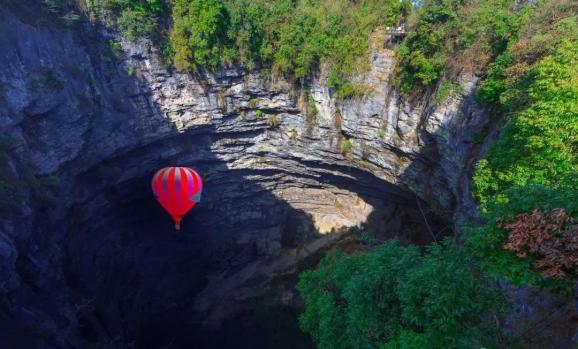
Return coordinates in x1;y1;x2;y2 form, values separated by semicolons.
151;167;203;230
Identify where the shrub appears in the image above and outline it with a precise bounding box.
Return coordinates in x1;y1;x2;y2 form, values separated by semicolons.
473;40;578;211
465;186;578;288
169;0;409;84
395;0;460;93
107;40;123;57
306;93;317;119
117;8;157;40
255;109;265;118
340;138;352;155
500;208;578;279
267;115;278;128
170;0;229;70
468;18;577;287
333;82;374;100
89;0;164;40
298;240;506;349
432;79;460;105
396;0;527;94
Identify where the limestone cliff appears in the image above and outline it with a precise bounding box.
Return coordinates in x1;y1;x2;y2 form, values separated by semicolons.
0;5;488;348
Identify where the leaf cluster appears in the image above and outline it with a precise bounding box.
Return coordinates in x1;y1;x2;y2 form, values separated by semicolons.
298;240;506;349
500;208;578;279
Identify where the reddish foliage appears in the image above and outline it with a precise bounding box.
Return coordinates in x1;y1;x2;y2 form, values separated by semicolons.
499;209;578;279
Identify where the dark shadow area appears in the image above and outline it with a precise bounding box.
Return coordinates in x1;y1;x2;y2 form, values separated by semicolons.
61;125;318;348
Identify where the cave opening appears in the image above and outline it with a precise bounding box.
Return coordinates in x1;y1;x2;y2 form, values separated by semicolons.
51;132;448;348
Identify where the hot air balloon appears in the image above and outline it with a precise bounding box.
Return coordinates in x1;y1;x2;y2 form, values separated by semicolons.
151;167;203;230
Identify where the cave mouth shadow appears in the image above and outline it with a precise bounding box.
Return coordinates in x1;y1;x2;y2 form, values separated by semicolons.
62;126;448;349
60;105;447;349
63;124;320;349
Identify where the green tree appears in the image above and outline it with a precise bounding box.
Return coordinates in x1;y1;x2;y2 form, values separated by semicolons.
469;2;578;287
298;241;505;349
171;0;230;70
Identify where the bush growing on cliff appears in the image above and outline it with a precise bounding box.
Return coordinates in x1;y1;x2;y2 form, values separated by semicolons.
396;0;528;94
469;1;578;286
465;186;578;288
89;0;412;97
340;138;352;156
168;0;410;96
116;7;157;39
298;240;506;349
87;0;165;40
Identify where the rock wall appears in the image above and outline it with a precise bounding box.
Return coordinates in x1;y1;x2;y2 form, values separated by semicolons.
0;5;488;348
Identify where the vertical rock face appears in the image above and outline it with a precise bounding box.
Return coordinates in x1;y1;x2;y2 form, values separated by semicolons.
0;6;487;348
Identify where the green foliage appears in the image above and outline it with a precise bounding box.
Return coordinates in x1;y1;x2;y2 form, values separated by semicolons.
249;98;258;107
469;3;578;286
396;0;528;94
333;82;374;100
117;7;157;40
169;0;409;95
340;138;352;155
465;185;578;289
89;0;165;40
432;79;461;104
298;240;505;349
255;109;265;118
473;40;578;211
306;93;318;119
475;52;513;106
171;0;229;70
396;0;461;93
267;115;278;128
107;40;123;57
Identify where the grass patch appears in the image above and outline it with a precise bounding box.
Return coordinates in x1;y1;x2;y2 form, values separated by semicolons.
255;109;265;118
332;82;374;100
432;80;461;105
340;137;352;156
267;115;278;128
